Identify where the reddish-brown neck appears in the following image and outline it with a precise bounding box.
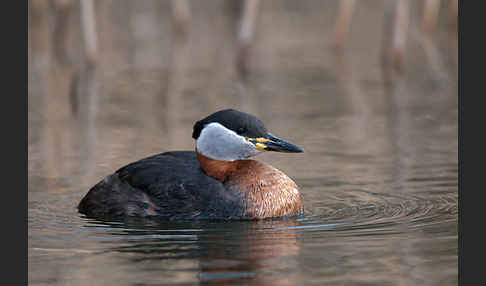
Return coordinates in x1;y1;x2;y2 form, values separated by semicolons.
196;149;238;182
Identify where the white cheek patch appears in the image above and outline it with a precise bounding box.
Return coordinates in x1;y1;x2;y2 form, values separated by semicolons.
196;122;262;161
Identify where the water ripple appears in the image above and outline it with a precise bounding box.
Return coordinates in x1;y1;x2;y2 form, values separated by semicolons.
299;189;457;236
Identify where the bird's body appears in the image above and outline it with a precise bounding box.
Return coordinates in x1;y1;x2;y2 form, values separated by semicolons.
78;151;303;220
78;109;304;220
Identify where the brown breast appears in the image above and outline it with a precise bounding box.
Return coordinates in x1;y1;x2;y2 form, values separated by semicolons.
196;150;304;219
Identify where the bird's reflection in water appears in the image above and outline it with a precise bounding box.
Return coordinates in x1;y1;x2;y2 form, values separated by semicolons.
86;217;301;285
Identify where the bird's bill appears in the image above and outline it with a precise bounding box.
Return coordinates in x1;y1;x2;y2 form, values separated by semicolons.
248;133;303;153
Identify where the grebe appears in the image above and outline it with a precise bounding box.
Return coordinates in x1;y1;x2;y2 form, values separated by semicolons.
78;109;304;220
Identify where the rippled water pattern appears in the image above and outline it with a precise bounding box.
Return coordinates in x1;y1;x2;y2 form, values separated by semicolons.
29;1;457;285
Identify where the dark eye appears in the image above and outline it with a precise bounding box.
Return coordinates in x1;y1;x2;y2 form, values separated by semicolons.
237;127;246;135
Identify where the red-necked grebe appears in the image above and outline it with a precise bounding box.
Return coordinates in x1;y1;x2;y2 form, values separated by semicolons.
78;109;304;220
